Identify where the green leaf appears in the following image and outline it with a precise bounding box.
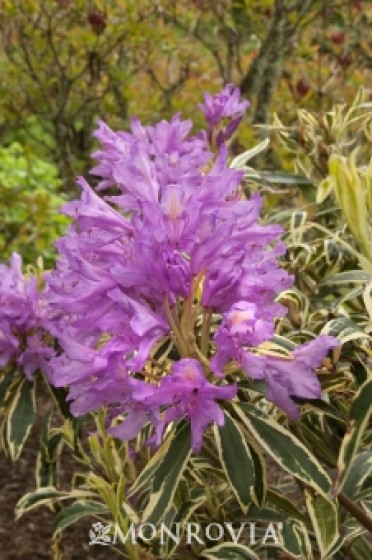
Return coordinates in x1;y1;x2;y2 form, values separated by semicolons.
320;270;370;286
324;240;342;266
259;171;313;185
324;536;345;560
213;411;255;513
53;500;109;537
48;384;73;419
201;542;258;560
317;177;334;204
246;505;286;523
16;487;66;518
163;487;205;557
16;487;97;518
270;335;296;351
363;281;372;324
349;535;372;560
0;370;15;407
230;138;269;168
267;489;306;523
6;377;36;460
36;439;61;488
302;399;346;422
248;440;266;507
337;378;372;493
142;421;191;525
321;317;370;344
305;492;339;558
236;403;332;497
331;287;364;309
341;451;372;500
279;520;312;559
36;413;63;488
327;154;372;271
128;435;173;499
290;210;307;231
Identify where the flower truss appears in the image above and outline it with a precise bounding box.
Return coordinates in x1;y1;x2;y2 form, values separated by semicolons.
0;253;54;379
44;85;338;452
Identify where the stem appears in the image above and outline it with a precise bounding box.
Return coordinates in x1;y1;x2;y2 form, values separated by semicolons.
184;293;196;350
194;346;211;370
181;272;204;355
163;294;189;356
317;0;326;113
200;309;212;357
337;492;372;533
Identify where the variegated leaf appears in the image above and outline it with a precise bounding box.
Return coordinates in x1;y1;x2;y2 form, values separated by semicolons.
16;487;98;518
213;411;255;513
201;542;259;560
337;378;372;492
235;403;331;498
320;270;370;286
162;487;205;556
279;520;312;560
142;421;191;525
321;317;370;344
305;492;339;559
340;451;372;501
230;138;269;169
53;500;110;537
6;377;36;461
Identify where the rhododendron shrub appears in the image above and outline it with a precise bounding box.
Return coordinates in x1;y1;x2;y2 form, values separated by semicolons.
3;88;372;560
44;86;338;452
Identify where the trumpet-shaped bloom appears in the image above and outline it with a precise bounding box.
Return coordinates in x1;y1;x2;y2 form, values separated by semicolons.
0;253;54;379
199;84;250;146
212;326;339;418
107;359;236;452
45;85;338;450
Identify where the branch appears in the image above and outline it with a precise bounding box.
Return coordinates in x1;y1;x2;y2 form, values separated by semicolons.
338;492;372;534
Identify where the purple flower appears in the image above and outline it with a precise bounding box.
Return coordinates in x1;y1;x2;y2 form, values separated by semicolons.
138;359;237;452
45;87;338;451
212;332;339;419
258;336;339;418
19;333;55;381
91;114;212;197
199;84;249;147
211;301;275;377
0;253;54;379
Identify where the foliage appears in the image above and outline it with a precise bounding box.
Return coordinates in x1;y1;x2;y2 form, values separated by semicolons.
0;0;163;182
0;1;370;186
0;90;370;560
0;3;371;557
0;142;68;265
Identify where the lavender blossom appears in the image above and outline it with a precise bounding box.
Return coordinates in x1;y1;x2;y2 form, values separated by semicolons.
108;359;236;452
46;86;338;450
199;84;250;147
244;336;340;419
0;253;54;380
141;359;237;452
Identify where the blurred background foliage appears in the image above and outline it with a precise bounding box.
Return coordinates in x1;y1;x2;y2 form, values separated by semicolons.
0;0;370;260
0;142;68;265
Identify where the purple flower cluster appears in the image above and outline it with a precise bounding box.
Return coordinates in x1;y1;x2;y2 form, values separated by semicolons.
0;253;54;379
212;308;338;418
199;84;250;147
45;86;338;451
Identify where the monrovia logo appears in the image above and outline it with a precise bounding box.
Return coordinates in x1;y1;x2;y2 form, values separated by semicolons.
89;521;283;546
